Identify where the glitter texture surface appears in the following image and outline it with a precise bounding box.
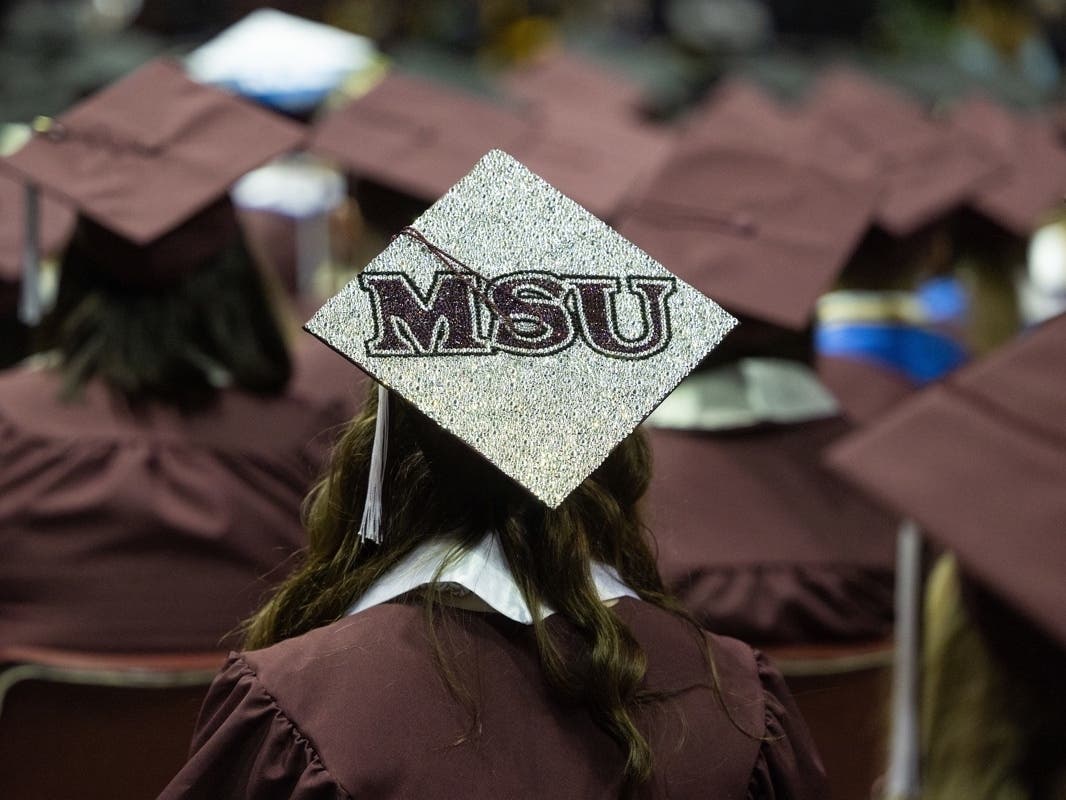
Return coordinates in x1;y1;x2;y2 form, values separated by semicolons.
306;150;736;506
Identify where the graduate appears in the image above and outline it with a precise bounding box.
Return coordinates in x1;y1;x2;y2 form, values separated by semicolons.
615;128;900;646
804;68;999;425
0;60;355;653
672;73;981;425
160;150;827;799
829;310;1066;800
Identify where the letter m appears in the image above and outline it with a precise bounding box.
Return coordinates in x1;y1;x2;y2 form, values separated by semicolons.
361;271;491;356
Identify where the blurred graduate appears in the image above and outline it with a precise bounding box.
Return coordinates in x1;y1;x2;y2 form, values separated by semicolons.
0;60;355;652
160;150;827;799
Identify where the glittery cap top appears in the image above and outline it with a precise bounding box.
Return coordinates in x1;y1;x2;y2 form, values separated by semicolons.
305;150;737;507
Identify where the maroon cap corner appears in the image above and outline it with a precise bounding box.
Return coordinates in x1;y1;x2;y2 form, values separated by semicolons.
2;58;306;246
827;312;1066;648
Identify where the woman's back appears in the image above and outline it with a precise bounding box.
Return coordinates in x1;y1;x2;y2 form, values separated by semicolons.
0;365;345;652
162;597;825;799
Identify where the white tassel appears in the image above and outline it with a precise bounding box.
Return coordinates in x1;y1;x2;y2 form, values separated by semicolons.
359;384;389;544
885;518;923;800
18;185;41;326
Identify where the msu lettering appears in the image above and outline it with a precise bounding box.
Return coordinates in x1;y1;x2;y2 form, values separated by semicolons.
361;270;676;360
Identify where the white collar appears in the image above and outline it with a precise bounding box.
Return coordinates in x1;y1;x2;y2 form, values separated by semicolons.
346;533;637;625
647;357;839;432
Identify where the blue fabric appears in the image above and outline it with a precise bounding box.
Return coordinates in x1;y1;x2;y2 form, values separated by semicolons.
815;322;969;384
916;276;969;323
215;81;330;112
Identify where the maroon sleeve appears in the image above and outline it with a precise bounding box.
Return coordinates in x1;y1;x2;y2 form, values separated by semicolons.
158;655;349;800
746;651;830;800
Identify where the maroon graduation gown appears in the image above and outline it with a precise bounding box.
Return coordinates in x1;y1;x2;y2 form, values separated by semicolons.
645;417;898;646
0;361;357;652
160;598;828;799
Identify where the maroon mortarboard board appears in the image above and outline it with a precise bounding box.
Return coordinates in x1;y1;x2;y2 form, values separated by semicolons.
1047;103;1066;146
950;95;1066;237
806;68;999;236
1;58;305;317
309;72;530;203
682;78;879;184
518;108;675;221
2;58;306;248
0;168;75;316
311;70;674;221
616;144;879;330
504;49;647;121
828;310;1066;649
682;78;790;144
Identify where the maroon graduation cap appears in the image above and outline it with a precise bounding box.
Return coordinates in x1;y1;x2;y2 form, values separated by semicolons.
616;140;880;331
4;59;306;247
951;95;1066;237
310;70;673;221
2;58;306;307
806;68;1000;236
309;72;530;204
682;78;879;184
828;311;1066;649
503;48;648;121
517;108;675;221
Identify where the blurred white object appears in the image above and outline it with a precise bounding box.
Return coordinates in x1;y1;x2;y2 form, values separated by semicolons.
232;157;347;294
186;9;378;112
647;358;839;431
0;123;32;157
232;157;346;219
1021;222;1066;324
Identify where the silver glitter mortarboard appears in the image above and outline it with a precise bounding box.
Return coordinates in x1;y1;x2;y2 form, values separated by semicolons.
306;149;736;507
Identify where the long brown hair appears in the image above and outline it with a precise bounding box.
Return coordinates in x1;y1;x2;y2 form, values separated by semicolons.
922;556;1066;800
245;384;721;795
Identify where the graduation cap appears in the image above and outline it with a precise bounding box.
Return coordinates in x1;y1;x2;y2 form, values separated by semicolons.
305;149;735;537
806;68;999;236
186;8;382;113
309;70;674;221
503;48;647;121
950;95;1066;238
0;168;75;317
1;58;306;318
615;141;880;331
829;311;1066;647
309;72;530;204
827;311;1066;797
682;78;879;183
517;109;675;221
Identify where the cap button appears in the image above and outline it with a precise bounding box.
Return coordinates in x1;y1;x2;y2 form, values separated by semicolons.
730;212;757;236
